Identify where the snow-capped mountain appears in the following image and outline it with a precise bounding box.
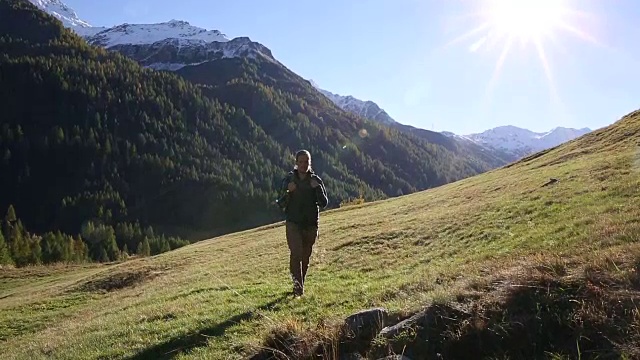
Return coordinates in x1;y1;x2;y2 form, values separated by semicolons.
28;0;276;69
310;80;396;125
96;31;275;70
27;0;591;164
28;0;105;36
455;125;592;159
86;20;229;47
27;0;397;127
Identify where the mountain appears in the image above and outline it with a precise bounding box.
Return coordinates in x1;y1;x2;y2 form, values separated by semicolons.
24;0;401;130
27;0;276;71
2;0;299;258
25;0;591;167
5;86;640;358
1;0;512;267
390;123;517;166
28;0;105;36
172;55;508;188
304;82;591;162
84;20;277;71
309;80;397;125
24;3;399;128
460;125;593;159
87;20;230;47
25;0;565;169
304;82;590;163
23;0;509;174
7;1;640;356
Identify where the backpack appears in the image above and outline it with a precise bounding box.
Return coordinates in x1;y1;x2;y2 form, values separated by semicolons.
276;171;295;211
275;169;317;211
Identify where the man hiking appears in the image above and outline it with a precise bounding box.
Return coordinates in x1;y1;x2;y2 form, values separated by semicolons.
278;150;328;297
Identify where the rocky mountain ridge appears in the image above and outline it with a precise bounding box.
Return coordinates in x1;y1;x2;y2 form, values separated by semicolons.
27;0;592;162
458;125;593;159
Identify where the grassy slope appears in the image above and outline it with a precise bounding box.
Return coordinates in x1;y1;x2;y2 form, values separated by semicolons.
1;111;639;359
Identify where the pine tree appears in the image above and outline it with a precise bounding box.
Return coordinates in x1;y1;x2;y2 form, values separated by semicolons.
9;220;28;266
25;235;42;265
5;205;16;222
2;205;16;241
73;236;89;263
137;237;150;257
98;247;109;263
0;231;13;266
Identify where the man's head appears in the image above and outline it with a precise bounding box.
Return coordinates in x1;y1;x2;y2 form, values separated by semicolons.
295;149;311;173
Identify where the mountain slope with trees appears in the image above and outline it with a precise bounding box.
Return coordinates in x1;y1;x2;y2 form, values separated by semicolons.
2;91;639;360
175;57;509;185
1;0;505;266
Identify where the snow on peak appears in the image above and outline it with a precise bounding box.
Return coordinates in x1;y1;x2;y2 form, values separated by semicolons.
309;80;396;125
29;0;90;27
28;0;106;36
29;0;230;47
460;125;592;158
309;79;322;89
86;20;230;48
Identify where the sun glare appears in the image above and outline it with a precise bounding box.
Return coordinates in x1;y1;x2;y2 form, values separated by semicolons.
484;0;566;41
443;0;602;115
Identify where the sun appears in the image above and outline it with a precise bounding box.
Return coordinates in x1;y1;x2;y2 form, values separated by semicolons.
483;0;567;42
446;0;599;59
443;0;601;112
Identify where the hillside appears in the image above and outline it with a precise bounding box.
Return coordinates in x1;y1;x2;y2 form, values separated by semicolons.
174;56;509;177
0;0;511;267
0;0;304;249
1;97;639;358
28;0;592;168
28;0;511;174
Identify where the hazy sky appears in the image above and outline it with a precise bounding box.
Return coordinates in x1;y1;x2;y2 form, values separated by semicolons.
64;0;640;135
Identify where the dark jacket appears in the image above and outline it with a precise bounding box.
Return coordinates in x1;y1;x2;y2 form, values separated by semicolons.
279;169;328;227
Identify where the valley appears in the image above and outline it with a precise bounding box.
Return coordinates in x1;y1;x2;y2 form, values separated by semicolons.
2;1;637;359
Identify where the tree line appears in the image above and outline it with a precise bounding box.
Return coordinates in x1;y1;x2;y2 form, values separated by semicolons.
0;0;504;267
0;204;189;267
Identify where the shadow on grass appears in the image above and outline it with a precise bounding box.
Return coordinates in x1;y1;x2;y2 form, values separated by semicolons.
125;292;292;360
370;277;635;360
246;272;640;359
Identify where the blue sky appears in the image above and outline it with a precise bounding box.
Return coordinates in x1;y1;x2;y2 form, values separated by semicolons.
64;0;640;135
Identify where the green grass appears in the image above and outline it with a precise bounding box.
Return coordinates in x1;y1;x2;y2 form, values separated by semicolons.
1;110;640;359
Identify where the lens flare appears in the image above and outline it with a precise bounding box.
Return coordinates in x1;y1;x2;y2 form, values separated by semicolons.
443;0;603;113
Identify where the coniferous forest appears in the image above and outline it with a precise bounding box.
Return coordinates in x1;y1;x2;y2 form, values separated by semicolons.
0;0;506;267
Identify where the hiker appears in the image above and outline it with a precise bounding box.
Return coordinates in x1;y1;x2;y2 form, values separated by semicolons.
278;149;328;297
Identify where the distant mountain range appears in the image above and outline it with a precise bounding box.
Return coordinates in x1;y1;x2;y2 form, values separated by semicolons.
307;84;592;160
28;0;592;163
444;126;593;159
306;85;592;159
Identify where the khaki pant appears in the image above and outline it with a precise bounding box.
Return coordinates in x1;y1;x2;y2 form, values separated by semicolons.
286;221;318;293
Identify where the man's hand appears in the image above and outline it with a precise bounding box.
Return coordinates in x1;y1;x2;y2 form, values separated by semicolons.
310;179;320;188
288;182;297;192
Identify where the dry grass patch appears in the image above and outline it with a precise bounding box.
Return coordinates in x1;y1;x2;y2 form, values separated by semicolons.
247;244;640;359
73;268;161;293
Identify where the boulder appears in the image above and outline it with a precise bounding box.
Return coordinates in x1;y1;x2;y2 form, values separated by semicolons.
340;307;389;354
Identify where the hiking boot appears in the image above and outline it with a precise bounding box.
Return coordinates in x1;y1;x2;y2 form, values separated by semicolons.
293;282;304;297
